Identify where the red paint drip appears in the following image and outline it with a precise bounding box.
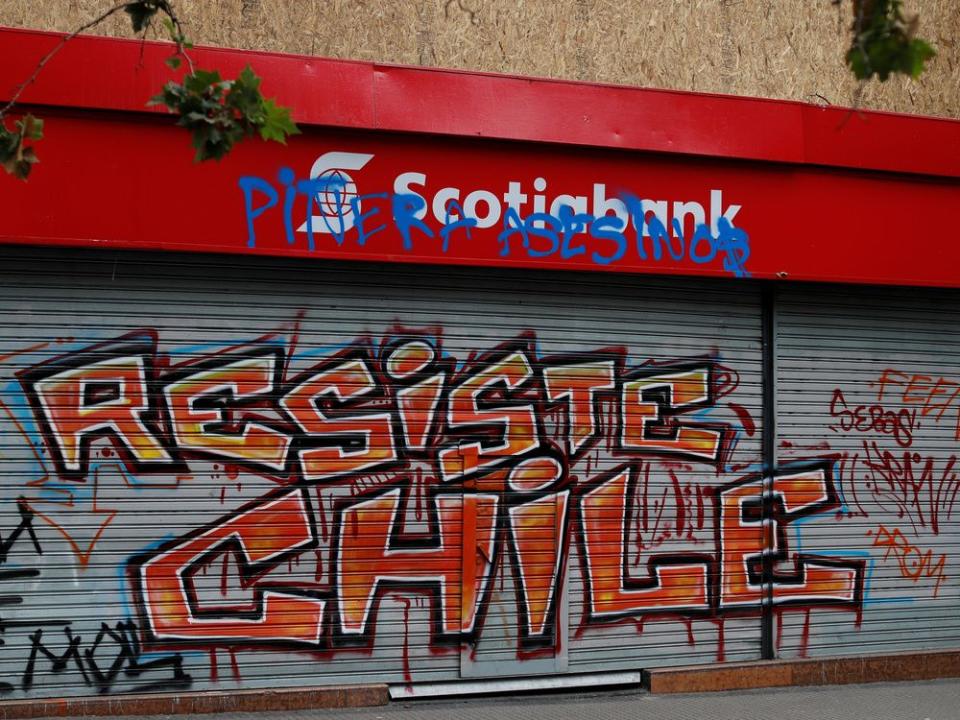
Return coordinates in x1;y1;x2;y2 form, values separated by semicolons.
727;402;756;436
209;649;219;682
316;487;329;542
683;617;695;646
650;487;669;543
799;609;811;658
776;609;784;651
607;406;616;451
398;597;413;684
220;553;230;597
284;308;306;379
642;464;649;532
219;486;226;505
671;471;685;537
714;618;726;662
696;484;704;530
635;492;646;554
229;649;242;681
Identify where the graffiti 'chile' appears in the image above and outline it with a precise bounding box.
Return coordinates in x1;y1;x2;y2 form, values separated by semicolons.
16;329;863;653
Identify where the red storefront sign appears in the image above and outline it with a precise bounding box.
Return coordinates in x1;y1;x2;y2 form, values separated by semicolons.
1;28;959;286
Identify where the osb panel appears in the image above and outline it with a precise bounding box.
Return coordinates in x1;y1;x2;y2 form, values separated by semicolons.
2;0;958;119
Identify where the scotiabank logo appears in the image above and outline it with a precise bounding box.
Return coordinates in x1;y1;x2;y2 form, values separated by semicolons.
239;149;751;277
295;151;373;235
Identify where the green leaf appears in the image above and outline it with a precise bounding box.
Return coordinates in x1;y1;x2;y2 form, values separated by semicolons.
846;46;869;79
0;135;16;158
237;65;261;93
846;0;936;82
258;98;300;144
183;110;209;123
165;55;182;70
226;65;264;120
161;16;176;39
184;69;223;95
908;39;936;78
148;80;182;108
20;115;43;141
124;2;159;33
1;115;41;180
142;61;298;162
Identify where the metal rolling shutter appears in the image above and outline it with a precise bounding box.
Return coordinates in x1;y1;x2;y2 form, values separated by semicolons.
775;285;960;659
560;280;762;674
0;246;761;699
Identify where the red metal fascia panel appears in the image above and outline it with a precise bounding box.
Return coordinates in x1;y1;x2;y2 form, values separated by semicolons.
0;112;957;287
2;27;960;289
369;65;805;162
2;27;960;177
0;27;377;128
799;102;960;178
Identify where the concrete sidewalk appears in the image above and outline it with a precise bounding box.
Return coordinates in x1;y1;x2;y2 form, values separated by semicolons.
87;678;960;720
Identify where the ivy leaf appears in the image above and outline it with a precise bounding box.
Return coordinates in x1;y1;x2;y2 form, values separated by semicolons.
259;98;300;144
165;55;182;70
20;114;43;142
0;115;43;180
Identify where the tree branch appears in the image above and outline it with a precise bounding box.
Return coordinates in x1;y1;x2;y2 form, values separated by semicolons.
0;1;134;118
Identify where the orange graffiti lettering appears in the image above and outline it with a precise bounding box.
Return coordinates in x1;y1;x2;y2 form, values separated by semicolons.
579;466;709;620
620;365;723;462
334;486;498;640
719;466;863;609
133;488;324;645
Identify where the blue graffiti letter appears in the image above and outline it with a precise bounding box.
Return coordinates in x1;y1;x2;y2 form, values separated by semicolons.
239;176;278;249
439;199;477;253
392;193;434;251
350;193;389;247
589;214;626;265
497;206;527;257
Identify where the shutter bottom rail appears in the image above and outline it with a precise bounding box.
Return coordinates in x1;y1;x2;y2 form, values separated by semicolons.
643;649;960;693
0;683;389;718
